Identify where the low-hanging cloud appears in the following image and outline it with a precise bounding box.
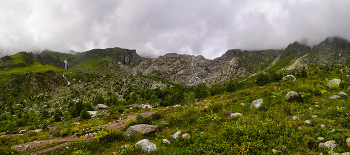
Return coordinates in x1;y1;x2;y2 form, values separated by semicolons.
1;0;350;59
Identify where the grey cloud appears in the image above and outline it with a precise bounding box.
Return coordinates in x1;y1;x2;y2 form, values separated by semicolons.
0;0;350;59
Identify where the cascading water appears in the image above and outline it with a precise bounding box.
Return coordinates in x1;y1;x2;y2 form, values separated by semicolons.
63;74;70;85
64;60;68;70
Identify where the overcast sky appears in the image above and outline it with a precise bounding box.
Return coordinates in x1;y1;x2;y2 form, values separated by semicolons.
0;0;350;59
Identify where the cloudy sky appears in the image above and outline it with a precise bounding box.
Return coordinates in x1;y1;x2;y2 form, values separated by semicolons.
0;0;350;59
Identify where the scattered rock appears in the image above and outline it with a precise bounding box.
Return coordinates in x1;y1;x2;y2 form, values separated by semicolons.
124;124;159;139
312;115;317;119
347;138;350;147
285;91;300;100
328;79;341;88
304;120;311;125
19;129;27;134
330;95;341;100
292;116;299;120
318;137;324;141
87;111;98;117
319;140;337;152
250;99;263;109
230;113;242;117
163;139;171;144
321;124;326;128
182;133;190;139
135;139;157;153
339;91;347;97
240;103;245;106
282;75;296;81
171;130;182;140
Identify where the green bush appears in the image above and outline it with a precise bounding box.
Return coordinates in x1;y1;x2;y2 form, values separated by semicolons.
256;72;270;86
194;83;209;100
208;102;223;113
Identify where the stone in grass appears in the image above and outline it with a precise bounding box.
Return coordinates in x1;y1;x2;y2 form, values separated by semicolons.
285;91;300;100
304;120;311;125
318;137;324;141
124;124;159;139
339;91;347;97
230;113;242;117
312;115;317;119
171;130;182;140
282;75;296;82
250;99;263;109
163;139;171;144
182;133;190;139
330;95;341;100
321;124;326;128
328;79;341;88
292;116;299;120
135;139;157;153
319;140;337;152
347;137;350;147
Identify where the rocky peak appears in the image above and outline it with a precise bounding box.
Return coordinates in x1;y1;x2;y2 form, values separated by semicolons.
282;41;311;58
0;55;11;63
86;48;143;65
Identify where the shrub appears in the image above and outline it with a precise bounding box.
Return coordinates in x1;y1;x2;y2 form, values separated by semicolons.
208;102;223;113
256;72;270;86
194;83;209;100
80;109;91;120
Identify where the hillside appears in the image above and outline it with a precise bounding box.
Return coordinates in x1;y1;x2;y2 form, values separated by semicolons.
1;37;350;154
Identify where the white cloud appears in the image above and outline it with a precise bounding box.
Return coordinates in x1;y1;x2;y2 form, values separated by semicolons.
0;0;350;59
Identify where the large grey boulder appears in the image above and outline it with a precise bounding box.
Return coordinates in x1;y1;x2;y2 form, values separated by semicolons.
251;99;263;109
319;140;337;152
170;130;182;140
282;75;296;81
328;79;341;88
135;139;157;153
124;124;158;139
285;91;300;100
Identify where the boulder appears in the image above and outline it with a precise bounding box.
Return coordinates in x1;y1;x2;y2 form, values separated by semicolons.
135;139;157;153
98;104;108;109
319;140;337;152
346;137;350;147
163;139;171;144
328;79;341;88
339;91;347;97
282;75;296;81
330;95;341;100
285;91;300;100
124;124;158;139
170;130;182;140
250;99;263;109
182;133;190;139
230;113;242;117
19;129;27;134
87;111;97;117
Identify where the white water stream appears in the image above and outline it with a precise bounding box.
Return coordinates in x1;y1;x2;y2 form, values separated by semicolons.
63;74;70;85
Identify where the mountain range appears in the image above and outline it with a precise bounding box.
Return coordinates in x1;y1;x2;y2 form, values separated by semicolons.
1;36;350;87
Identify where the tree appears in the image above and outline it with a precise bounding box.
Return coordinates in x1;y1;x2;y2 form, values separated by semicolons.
53;113;61;122
255;73;270;86
209;84;226;96
41;110;49;119
194;83;209;100
226;80;239;92
80;109;91;120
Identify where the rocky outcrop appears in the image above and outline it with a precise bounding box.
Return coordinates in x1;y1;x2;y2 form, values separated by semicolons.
85;48;143;65
124;124;159;139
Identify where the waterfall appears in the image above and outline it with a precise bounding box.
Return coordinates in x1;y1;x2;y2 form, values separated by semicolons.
63;74;70;85
64;60;68;70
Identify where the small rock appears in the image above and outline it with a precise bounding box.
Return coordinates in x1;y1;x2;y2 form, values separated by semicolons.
171;130;182;140
163;139;171;144
305;120;311;125
124;124;159;139
230;113;242;117
285;91;300;100
318;137;324;141
328;79;341;88
330;95;341;100
292;116;299;120
121;144;130;149
339;91;347;97
282;75;296;81
346;137;350;147
135;139;157;153
319;140;337;151
240;103;245;106
312;115;317;118
321;124;326;128
250;99;263;109
331;129;336;133
182;133;190;139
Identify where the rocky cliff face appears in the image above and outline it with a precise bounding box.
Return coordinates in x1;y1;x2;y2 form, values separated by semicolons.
135;49;280;86
86;48;143;65
303;37;350;65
